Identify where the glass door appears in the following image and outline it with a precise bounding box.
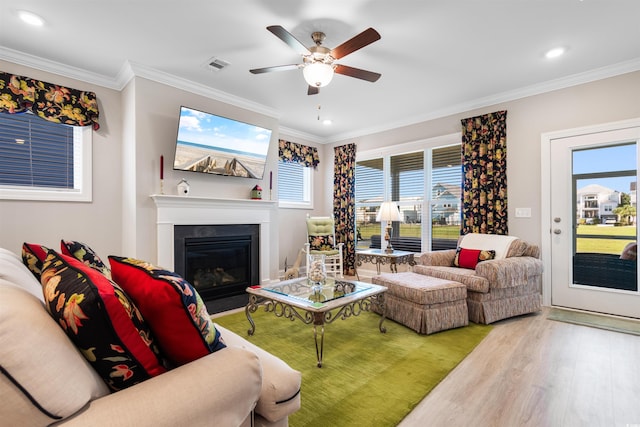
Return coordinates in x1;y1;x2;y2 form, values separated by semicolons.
550;126;640;318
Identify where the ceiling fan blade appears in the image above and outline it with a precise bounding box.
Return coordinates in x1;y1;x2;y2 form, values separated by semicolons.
330;28;381;60
307;86;319;96
250;64;301;74
334;64;381;82
267;25;310;56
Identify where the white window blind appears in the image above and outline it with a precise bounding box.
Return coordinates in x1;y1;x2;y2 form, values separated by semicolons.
389;151;424;202
278;161;311;208
355;158;384;204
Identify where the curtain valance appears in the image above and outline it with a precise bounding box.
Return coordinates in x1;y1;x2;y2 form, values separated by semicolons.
278;139;320;168
0;71;100;130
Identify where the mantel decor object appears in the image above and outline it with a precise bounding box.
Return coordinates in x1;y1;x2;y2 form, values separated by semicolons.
177;179;190;196
376;201;403;253
251;185;263;200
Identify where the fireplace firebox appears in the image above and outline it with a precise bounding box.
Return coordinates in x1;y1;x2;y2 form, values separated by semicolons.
174;224;259;303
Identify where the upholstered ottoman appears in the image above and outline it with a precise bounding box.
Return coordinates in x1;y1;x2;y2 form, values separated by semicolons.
371;272;468;334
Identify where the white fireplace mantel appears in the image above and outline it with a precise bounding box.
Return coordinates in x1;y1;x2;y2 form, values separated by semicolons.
151;194;278;284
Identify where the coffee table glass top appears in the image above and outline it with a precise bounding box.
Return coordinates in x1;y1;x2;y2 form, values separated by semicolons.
256;277;372;305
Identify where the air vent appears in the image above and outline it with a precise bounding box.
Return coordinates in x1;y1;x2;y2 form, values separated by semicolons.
204;57;230;71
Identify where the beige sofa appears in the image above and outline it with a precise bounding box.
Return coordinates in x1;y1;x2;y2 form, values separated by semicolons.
414;233;543;324
0;248;300;426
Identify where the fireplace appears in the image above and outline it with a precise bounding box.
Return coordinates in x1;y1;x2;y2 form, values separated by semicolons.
151;195;277;312
174;224;259;302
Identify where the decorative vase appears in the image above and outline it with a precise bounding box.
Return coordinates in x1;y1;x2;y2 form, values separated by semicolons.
308;254;327;293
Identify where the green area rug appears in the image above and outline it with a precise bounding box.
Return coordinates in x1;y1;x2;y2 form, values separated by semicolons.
215;309;492;427
548;307;640;336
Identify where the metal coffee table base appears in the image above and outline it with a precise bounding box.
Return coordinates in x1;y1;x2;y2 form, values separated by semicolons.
245;293;386;367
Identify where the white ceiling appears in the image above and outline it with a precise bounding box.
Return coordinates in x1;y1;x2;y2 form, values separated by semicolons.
1;0;640;143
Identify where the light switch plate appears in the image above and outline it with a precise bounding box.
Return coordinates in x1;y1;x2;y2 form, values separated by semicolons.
515;208;531;218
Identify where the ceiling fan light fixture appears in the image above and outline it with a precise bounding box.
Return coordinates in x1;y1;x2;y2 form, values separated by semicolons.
303;62;334;87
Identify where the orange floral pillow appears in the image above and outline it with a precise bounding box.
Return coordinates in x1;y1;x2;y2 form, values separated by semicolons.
309;235;334;252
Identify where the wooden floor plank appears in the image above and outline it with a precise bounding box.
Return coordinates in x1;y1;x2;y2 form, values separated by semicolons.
399;307;640;427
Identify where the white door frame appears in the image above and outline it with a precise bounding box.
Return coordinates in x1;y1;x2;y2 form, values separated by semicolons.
541;118;640;307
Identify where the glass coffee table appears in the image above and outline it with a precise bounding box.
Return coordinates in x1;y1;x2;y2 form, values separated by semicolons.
245;277;387;367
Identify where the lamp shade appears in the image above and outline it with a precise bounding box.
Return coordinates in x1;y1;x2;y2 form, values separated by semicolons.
303;62;334;87
376;201;402;222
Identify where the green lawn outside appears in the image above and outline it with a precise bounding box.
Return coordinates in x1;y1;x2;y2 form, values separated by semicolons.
576;225;636;254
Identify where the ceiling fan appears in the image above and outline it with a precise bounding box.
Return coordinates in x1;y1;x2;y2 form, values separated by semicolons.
250;25;381;95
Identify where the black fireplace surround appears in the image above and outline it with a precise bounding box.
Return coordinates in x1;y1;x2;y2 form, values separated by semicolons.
173;224;260;303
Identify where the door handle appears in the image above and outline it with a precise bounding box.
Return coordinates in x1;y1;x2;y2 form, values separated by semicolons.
553;229;561;235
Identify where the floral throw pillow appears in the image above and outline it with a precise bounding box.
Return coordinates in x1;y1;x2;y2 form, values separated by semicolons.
453;247;496;269
21;242;51;281
40;251;167;391
60;239;112;278
109;256;226;366
309;235;335;252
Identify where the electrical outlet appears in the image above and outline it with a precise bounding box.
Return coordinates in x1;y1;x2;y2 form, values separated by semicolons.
515;208;531;218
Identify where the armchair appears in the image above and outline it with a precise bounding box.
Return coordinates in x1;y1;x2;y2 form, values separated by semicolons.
304;216;344;278
414;233;543;324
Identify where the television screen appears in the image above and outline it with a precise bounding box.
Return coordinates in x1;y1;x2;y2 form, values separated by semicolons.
173;106;272;179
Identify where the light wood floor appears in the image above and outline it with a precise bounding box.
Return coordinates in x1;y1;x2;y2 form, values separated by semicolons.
398;307;640;427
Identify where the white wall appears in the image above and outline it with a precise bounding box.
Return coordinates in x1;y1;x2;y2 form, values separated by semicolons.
0;60;123;257
327;70;640;248
2;57;639;274
124;77;281;275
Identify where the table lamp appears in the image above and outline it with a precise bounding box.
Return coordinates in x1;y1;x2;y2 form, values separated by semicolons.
376;201;402;253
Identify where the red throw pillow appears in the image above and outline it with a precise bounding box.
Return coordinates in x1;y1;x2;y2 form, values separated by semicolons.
40;251;167;391
109;256;226;366
453;247;496;269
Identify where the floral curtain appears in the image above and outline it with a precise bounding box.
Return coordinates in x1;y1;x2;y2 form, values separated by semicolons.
333;143;357;275
460;110;508;235
278;139;320;167
0;71;100;130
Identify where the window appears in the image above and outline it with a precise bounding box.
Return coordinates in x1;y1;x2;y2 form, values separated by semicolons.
0;112;92;201
355;134;462;251
278;161;312;208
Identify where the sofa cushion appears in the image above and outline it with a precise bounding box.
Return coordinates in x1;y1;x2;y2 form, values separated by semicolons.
0;282;110;425
414;264;491;293
453;247;495;269
0;247;44;302
21;242;50;281
60;240;112;278
109;256;226;366
459;233;518;260
41;251;167;391
216;324;301;422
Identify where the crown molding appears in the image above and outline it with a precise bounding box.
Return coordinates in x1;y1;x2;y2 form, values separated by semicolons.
119;61;280;119
324;57;640;144
277;126;326;144
0;46;121;90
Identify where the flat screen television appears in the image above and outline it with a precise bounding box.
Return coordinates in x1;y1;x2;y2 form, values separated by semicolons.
173;106;272;179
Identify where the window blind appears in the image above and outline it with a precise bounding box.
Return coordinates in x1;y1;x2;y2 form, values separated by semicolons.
390;151;424;202
278;161;305;202
431;145;462;198
355;158;384;203
0;112;74;188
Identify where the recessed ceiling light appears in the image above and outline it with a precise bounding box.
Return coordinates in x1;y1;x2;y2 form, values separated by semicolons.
545;47;565;59
18;10;45;27
322;119;332;126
